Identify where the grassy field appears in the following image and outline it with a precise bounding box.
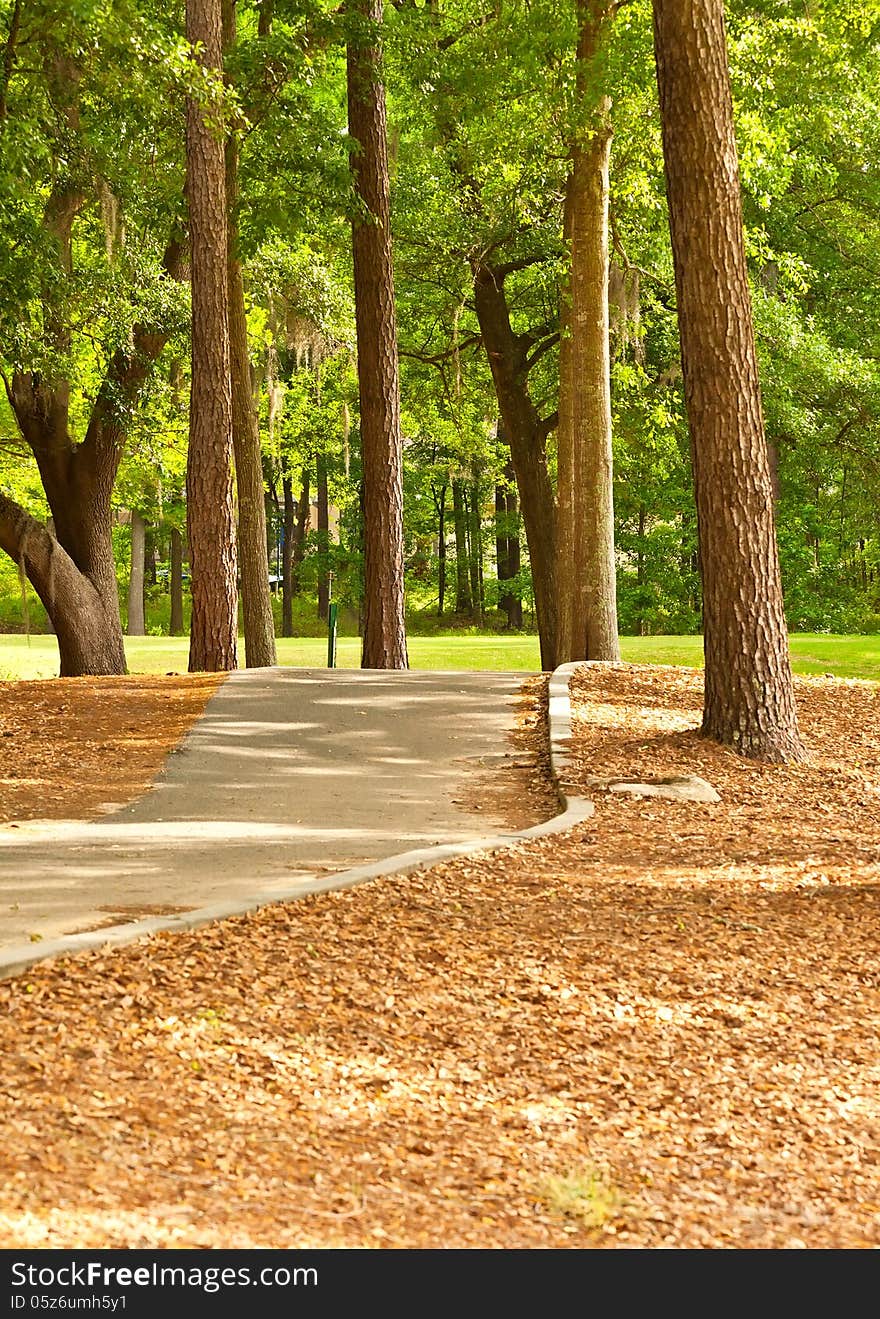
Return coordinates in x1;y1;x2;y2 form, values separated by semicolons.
1;631;880;681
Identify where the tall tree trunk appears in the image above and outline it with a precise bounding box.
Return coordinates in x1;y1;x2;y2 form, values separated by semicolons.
316;451;330;622
170;526;185;636
472;266;557;668
435;483;447;617
556;2;620;664
224;0;275;669
127;509;146;636
281;472;295;637
652;0;804;762
452;478;472;614
347;0;408;669
186;0;238;673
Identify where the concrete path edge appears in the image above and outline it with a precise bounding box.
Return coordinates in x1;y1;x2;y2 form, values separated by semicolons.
0;664;592;981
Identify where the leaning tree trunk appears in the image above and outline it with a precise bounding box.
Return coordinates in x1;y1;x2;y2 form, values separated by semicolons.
224;0;275;669
0;492;127;676
347;0;408;669
472;266;557;668
170;526;185;635
652;0;804;762
556;2;620;664
127;509;146;636
186;0;238;673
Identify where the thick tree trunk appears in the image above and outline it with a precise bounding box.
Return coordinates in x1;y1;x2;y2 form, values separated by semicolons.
224;0;275;669
127;509;146;636
0;492;127;676
452;479;472;614
495;482;509;617
170;526;185;635
472;266;557;668
347;0;408;669
556;3;620;664
652;0;804;762
186;0;238;673
281;472;295;637
316;451;330;622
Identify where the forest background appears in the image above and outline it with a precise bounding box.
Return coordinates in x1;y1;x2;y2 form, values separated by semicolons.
0;0;878;647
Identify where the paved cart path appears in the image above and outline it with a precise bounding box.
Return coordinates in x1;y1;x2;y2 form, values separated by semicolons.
0;668;530;951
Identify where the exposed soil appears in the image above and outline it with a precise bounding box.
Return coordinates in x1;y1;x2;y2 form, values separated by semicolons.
0;664;876;1249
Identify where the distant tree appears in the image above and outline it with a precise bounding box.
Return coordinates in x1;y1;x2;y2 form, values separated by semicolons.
652;0;804;761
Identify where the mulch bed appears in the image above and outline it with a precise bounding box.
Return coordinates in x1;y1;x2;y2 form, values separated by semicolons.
0;665;876;1248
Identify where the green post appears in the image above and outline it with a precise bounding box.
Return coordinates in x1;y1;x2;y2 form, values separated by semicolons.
327;603;338;667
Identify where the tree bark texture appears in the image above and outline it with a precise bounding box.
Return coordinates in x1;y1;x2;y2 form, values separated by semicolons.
347;0;408;669
472;265;557;668
224;0;275;669
556;3;620;664
186;0;238;673
652;0;804;761
127;509;146;636
170;526;185;635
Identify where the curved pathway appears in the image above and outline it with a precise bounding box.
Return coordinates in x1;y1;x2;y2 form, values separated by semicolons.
0;669;530;954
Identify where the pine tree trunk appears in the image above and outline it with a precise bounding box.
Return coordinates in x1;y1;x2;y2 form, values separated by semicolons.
316;451;330;622
186;0;238;673
170;526;185;636
556;3;620;664
127;509;146;636
347;0;408;669
452;479;472;614
652;0;804;762
224;0;275;669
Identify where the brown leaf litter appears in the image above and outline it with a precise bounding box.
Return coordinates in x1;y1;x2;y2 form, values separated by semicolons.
0;663;876;1249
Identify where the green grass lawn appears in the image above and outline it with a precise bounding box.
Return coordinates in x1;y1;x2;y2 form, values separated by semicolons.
1;631;880;681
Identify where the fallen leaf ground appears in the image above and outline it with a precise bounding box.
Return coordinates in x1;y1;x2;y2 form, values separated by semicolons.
0;675;221;824
0;664;876;1248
